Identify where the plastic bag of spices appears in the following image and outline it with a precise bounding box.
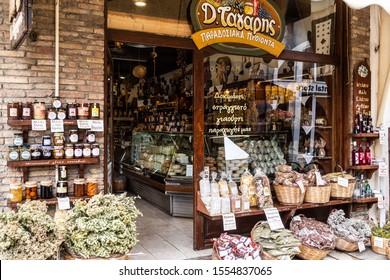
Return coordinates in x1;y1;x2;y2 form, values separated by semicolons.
230;193;241;213
227;172;238;196
210;172;220;197
253;168;273;209
218;171;229;196
199;171;211;197
210;196;222;215
221;195;231;214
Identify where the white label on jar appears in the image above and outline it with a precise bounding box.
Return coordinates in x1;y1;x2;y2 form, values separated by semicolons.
21;151;30;160
43;138;51;146
10;108;18;117
83;148;91;157
68;108;76;117
235;200;241;209
48;111;57;120
54;150;63;157
14;138;23;146
75;148;83;157
91;108;99;117
53;99;62;108
55;139;64;145
92;147;99;157
69;134;78;143
243;201;250;210
31;151;41;157
60;170;67;179
65;148;74;157
22;108;31;117
57;112;66;120
9;151;18;160
57;187;67;193
87;134;95;143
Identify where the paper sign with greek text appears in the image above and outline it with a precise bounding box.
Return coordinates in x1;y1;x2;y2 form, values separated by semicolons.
50;119;64;132
379;162;388;177
373;236;384;248
379;128;386;144
377;195;384;209
222;213;237;231
358;241;366;252
91;120;104;132
337;177;349;188
186;165;193;177
31;120;47;131
292;216;302;222
77;120;92;129
57;197;70;210
264;208;284;230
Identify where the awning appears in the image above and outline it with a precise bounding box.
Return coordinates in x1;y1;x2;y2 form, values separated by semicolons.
343;0;390;15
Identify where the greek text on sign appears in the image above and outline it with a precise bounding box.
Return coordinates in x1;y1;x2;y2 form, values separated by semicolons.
222;213;237;231
32;120;47;131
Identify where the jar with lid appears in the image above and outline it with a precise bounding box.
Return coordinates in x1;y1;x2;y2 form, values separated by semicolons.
57;108;66;120
53;132;65;146
8;146;20;161
85;130;96;144
74;178;86;197
42;135;52;147
20;144;31;161
56;181;68;197
7;102;21;120
83;143;91;158
30;144;42;160
90;103;100;119
33;101;46;120
42;146;52;159
91;144;100;158
25;181;38;200
9;183;23;202
86;179;98;196
13;133;24;146
74;144;83;158
22;102;32;120
66;103;77;119
40;180;53;199
53;146;64;159
64;144;74;159
77;102;90;119
68;129;78;144
47;107;57;120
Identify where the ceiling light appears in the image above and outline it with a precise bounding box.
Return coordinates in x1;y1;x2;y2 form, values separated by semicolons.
134;0;146;7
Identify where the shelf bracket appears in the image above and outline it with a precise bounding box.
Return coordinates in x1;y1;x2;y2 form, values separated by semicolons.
79;164;85;178
22;167;28;183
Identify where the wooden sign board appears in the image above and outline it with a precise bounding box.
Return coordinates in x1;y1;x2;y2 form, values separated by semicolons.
353;61;371;118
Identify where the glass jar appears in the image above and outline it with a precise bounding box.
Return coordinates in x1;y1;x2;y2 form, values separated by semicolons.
30;144;42;160
74;178;86;197
57;108;66;120
91;144;100;158
42;146;52;159
85;130;96;144
8;145;20;161
42;135;52;147
64;144;74;159
53;146;64;159
74;144;83;158
22;102;32;120
25;181;38;200
66;103;77;119
77;102;90;119
13;133;24;146
40;180;53;199
83;143;91;158
90;103;100;119
53;132;65;146
86;179;98;196
9;183;23;202
33;101;46;120
20;144;31;161
68;129;78;144
7;102;21;120
56;181;68;197
58;166;67;181
47;107;57;120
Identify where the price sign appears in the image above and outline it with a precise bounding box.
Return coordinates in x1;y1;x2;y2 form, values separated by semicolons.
264;208;284;230
377;195;384;209
186;165;193;177
292;216;302;222
337;177;349;188
373;236;384;248
296;179;305;193
379;162;388;177
77;120;92;129
379;128;386;144
358;241;366;252
315;172;324;186
50;119;64;132
31;120;47;131
91;120;104;132
57;197;71;210
222;213;237;231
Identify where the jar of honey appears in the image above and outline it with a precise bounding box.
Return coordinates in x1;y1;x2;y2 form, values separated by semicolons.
86;179;98;196
22;102;32;120
25;181;38;200
33;101;46;120
64;144;74;159
53;146;64;159
53;132;65;146
9;183;23;202
77;102;90;119
83;144;91;158
7;102;21;120
74;178;86;197
91;144;100;158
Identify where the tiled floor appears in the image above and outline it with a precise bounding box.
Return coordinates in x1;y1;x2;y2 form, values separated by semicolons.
130;197;387;260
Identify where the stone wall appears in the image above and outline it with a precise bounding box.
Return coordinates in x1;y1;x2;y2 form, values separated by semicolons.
0;0;105;210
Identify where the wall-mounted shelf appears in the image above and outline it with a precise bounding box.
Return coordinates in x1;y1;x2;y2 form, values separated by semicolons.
349;133;380;139
350;165;379;179
7;195;92;209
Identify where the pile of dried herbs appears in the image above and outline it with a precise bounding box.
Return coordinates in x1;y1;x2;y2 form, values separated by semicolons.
0;201;60;260
65;193;142;258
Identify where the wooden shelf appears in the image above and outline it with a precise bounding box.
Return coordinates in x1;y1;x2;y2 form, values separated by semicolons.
352;197;378;204
7;157;99;168
7;119;79;127
7;195;92;209
349;133;380;139
349;165;378;179
316;126;332;129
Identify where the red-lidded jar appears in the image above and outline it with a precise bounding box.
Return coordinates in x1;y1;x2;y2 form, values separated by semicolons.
77;102;90;119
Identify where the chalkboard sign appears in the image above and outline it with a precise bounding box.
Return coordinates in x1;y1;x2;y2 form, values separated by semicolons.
353;61;371;119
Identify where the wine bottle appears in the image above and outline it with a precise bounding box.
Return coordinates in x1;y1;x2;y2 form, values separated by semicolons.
365;142;371;165
352;142;359;165
358;142;366;165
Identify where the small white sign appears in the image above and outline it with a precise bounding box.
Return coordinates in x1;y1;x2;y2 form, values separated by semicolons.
57;197;71;210
315;171;324;186
300;96;310;106
296;180;305;193
77;120;92;129
31;120;47;131
302;154;314;164
379;128;386;144
222;213;237;231
373;236;384;248
377;195;384;209
337;177;349;188
264;207;284;230
379;162;388;177
186;165;193;177
292;216;302;222
358;241;366;252
50;119;64;132
302;125;314;135
91;120;104;132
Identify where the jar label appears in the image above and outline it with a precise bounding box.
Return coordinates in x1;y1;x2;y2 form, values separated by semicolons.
21;151;30;160
57;112;66;120
43;139;51;146
14;138;23;146
9;151;19;160
75;149;83;157
65;149;74;157
57;187;67;193
83;148;91;157
10;108;18;117
22;108;31;117
31;151;41;157
87;134;95;143
69;134;78;143
91;108;99;117
42;149;51;157
92;148;100;156
48;111;57;120
55;139;64;145
68;108;76;117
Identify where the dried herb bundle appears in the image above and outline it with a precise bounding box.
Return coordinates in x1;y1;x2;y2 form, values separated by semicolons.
65;193;142;258
0;201;60;260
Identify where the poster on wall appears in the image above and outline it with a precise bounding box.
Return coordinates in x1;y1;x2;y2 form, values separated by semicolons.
9;0;33;50
353;61;371;123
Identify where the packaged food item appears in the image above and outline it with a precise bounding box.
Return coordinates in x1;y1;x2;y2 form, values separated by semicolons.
22;102;32;120
56;181;68;197
13;133;24;146
7;102;21;120
85;130;96;144
218;171;229;196
9;182;22;202
33;101;46;120
240;169;254;188
53;146;64;159
66;103;77;119
40;180;53;199
74;144;83;158
253;168;273;209
90;103;100;119
91;144;100;158
53;132;65;146
30;144;42;160
221;195;231;214
20;144;31;161
47;107;57;120
74;178;86;197
68;129;78;144
199;171;211;197
241;194;250;211
25;181;38;200
239;183;249;196
209;196;221;215
210;172;220;197
77;102;90;119
227;172;238;196
8;145;19;161
213;233;261;260
86;179;98;196
42;146;52;159
230;194;241;213
57;108;66;120
83;143;92;158
64;144;74;159
42;135;52;147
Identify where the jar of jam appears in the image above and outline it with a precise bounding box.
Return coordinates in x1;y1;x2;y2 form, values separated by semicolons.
74;144;83;158
30;144;42;160
85;130;96;144
40;180;53;199
7;102;21;120
83;143;91;158
42;135;52;147
33;101;46;120
57;108;66;120
64;144;74;159
42;146;52;159
66;103;77;119
25;181;38;200
53;146;64;159
90;103;100;119
56;181;68;197
53;132;65;146
20;144;31;161
22;102;32;120
86;179;98;196
68;129;78;144
74;178;86;197
8;146;20;161
9;183;23;202
13;133;24;146
77;102;90;119
91;144;100;158
47;107;57;120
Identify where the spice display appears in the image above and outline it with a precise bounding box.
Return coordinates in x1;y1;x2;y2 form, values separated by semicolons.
13;133;24;146
83;143;92;158
22;102;32;120
252;222;301;260
85;130;96;144
20;144;31;161
86;179;98;196
91;144;100;158
253;168;273;209
25;181;38;200
74;178;86;197
53;132;65;146
90;102;100;119
64;144;74;159
77;102;90;119
0;201;60;260
42;135;52;147
371;222;390;238
213;233;261;260
7;102;21;120
41;146;52;159
9;183;23;202
327;209;371;242
56;181;68;197
66;103;77;119
40;180;53;199
74;144;83;158
30;144;42;160
53;146;64;159
8;146;19;161
68;129;78;144
64;193;142;258
33;101;46;120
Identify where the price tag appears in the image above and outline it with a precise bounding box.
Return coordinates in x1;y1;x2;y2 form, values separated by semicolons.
186;165;193;177
337;176;349;188
292;216;302;222
377;195;384;209
203;166;210;180
379;162;388;177
373;236;384;248
57;197;70;210
91;120;104;132
296;179;305;193
50;119;64;132
264;207;284;230
222;213;237;231
77;120;92;129
358;241;366;252
315;171;324;186
379;128;386;144
31;120;47;131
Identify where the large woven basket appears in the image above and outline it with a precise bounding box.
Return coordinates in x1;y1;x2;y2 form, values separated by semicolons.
335;236;359;252
211;234;262;260
297;244;330;260
304;185;331;204
370;235;390;255
330;181;355;199
387;248;390;260
274;184;306;205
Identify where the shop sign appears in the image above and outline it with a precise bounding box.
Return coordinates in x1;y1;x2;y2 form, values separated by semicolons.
353;61;371;118
190;0;286;57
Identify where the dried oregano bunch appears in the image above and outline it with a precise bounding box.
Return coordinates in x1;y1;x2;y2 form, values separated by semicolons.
65;193;142;258
0;201;60;260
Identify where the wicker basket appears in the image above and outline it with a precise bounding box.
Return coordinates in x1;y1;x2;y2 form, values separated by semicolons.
297;244;331;260
370;235;390;255
274;184;306;205
330;180;355;199
387;248;390;260
212;234;262;260
304;185;331;204
335;236;359;252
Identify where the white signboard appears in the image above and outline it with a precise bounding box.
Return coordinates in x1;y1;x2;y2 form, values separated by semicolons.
91;120;104;132
50;119;64;132
77;120;92;129
31;120;47;131
57;197;71;210
222;213;237;231
264;208;284;230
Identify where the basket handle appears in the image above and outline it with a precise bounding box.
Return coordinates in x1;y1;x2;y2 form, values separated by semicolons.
335;165;346;177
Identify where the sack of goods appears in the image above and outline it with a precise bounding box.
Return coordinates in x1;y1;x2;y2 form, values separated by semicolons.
212;233;261;260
